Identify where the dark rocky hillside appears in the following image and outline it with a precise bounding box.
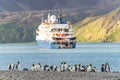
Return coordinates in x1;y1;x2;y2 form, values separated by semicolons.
0;0;120;11
0;0;120;43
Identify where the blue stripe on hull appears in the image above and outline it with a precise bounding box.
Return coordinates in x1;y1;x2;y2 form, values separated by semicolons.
50;42;57;49
51;42;76;49
72;43;76;48
37;40;76;49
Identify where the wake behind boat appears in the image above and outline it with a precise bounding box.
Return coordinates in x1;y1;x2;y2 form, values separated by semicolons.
36;13;76;49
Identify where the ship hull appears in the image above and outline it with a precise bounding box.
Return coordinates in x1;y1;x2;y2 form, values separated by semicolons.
37;40;76;49
37;40;50;48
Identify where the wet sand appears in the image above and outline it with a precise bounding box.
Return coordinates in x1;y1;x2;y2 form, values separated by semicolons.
0;71;120;80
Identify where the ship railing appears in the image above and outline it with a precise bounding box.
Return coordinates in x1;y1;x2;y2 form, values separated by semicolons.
52;40;76;43
49;24;70;29
50;32;73;34
54;35;75;38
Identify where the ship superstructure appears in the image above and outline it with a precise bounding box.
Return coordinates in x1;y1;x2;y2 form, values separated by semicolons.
36;13;76;49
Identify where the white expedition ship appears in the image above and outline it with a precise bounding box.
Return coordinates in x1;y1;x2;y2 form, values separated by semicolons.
36;13;76;49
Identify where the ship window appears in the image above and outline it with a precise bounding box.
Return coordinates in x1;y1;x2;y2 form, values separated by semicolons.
64;29;68;32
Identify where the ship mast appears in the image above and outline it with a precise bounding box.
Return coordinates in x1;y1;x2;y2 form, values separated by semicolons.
41;12;44;23
48;13;50;23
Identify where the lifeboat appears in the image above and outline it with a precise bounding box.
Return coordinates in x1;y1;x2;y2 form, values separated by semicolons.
56;34;60;37
56;33;66;37
61;34;66;37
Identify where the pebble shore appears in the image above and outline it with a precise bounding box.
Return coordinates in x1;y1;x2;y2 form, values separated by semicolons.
0;71;120;80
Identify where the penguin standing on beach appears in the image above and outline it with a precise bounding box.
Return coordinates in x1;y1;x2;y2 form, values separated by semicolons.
8;63;15;71
92;67;97;72
81;66;86;72
8;64;12;70
16;61;21;70
60;62;64;71
31;64;35;71
35;63;41;71
101;64;105;72
105;63;110;72
77;64;81;71
63;62;68;71
87;64;92;72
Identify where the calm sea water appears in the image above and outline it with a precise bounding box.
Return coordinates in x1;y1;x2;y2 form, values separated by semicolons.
0;42;120;72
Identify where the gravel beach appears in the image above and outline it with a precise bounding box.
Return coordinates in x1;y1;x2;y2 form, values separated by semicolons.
0;71;120;80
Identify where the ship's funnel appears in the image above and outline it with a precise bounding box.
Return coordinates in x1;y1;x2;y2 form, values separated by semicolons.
57;14;62;24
